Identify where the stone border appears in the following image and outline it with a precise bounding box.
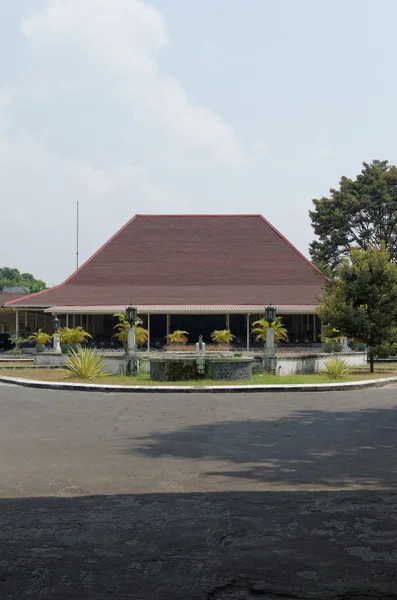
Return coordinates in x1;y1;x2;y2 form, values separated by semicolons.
1;374;397;393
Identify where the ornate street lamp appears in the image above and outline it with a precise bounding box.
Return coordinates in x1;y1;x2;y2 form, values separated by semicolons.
52;315;60;332
265;302;276;325
126;304;138;327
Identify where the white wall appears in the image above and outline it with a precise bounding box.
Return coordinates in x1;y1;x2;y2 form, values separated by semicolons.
277;352;367;376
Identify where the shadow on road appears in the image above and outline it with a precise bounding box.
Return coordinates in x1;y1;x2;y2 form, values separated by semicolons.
1;490;397;599
131;407;397;489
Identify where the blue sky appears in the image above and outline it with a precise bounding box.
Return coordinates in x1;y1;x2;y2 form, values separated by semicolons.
0;0;395;285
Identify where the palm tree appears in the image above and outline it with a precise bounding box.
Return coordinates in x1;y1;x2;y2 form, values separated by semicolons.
251;316;288;343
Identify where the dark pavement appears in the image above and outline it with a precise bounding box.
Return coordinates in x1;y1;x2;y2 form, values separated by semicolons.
1;383;397;599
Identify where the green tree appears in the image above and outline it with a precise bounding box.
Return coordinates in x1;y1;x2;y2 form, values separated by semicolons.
309;160;397;272
318;245;397;372
0;267;46;294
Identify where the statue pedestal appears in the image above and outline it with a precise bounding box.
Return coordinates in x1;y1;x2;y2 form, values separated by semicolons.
126;326;139;374
264;327;277;374
53;333;61;354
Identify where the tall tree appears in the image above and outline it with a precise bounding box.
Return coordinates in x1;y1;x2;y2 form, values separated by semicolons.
0;267;46;294
310;160;397;271
318;245;397;372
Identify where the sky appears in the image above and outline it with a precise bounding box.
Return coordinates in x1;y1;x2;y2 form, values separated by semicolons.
0;0;396;286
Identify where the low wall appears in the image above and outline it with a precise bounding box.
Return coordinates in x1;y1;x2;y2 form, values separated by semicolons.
34;351;367;378
207;359;253;381
276;352;366;375
34;353;132;375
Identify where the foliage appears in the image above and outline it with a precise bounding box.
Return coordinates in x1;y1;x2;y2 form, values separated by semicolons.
251;316;288;343
64;348;109;379
0;267;46;294
8;334;27;352
113;313;148;345
69;326;92;344
28;328;51;344
58;327;92;344
167;330;189;345
210;329;235;344
58;328;73;344
318;245;397;371
320;325;341;343
309;160;397;272
321;357;352;380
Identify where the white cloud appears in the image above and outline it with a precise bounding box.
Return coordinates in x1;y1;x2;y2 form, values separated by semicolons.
0;0;270;285
21;0;245;166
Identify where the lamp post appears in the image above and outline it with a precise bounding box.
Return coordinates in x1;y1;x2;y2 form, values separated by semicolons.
264;302;277;374
125;304;138;374
52;315;61;354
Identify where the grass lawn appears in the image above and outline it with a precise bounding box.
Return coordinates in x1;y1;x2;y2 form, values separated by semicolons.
1;365;397;386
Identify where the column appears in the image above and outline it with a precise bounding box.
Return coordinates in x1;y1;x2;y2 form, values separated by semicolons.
66;314;69;328
15;309;19;335
35;313;38;330
313;314;317;343
226;314;230;330
73;314;76;328
147;314;151;351
24;312;28;330
246;314;250;351
166;314;170;342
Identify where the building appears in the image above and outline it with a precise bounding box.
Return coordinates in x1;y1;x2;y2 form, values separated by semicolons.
0;288;30;334
5;215;327;348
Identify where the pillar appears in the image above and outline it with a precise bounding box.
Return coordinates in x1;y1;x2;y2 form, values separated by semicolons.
73;314;76;328
166;314;170;342
24;312;28;329
147;314;151;351
66;314;69;328
313;314;316;343
246;314;250;351
35;313;38;330
15;309;19;335
226;314;230;330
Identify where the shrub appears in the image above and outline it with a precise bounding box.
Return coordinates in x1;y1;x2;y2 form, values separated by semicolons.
28;329;51;344
321;357;351;380
69;326;92;344
64;348;109;379
8;334;27;353
210;329;235;344
167;330;189;344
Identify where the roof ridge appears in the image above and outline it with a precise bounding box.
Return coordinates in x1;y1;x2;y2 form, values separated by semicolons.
134;213;263;217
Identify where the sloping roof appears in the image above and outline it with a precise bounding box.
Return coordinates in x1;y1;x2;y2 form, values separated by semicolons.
0;291;26;307
6;214;326;308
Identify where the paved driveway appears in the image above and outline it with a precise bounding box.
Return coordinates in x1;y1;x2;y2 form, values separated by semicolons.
1;383;397;599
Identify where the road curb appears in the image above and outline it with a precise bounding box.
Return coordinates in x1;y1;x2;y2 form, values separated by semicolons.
1;375;397;393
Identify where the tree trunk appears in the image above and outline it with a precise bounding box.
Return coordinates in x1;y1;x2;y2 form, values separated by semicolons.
369;354;374;373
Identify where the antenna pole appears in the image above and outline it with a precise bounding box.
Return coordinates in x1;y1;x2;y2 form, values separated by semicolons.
76;201;79;270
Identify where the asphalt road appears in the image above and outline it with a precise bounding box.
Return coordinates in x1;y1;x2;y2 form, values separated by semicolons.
1;383;397;599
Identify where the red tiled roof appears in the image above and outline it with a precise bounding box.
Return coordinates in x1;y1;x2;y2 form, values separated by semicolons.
6;215;326;308
0;292;26;307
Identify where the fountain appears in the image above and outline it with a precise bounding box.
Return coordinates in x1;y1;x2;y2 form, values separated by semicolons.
148;334;254;382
